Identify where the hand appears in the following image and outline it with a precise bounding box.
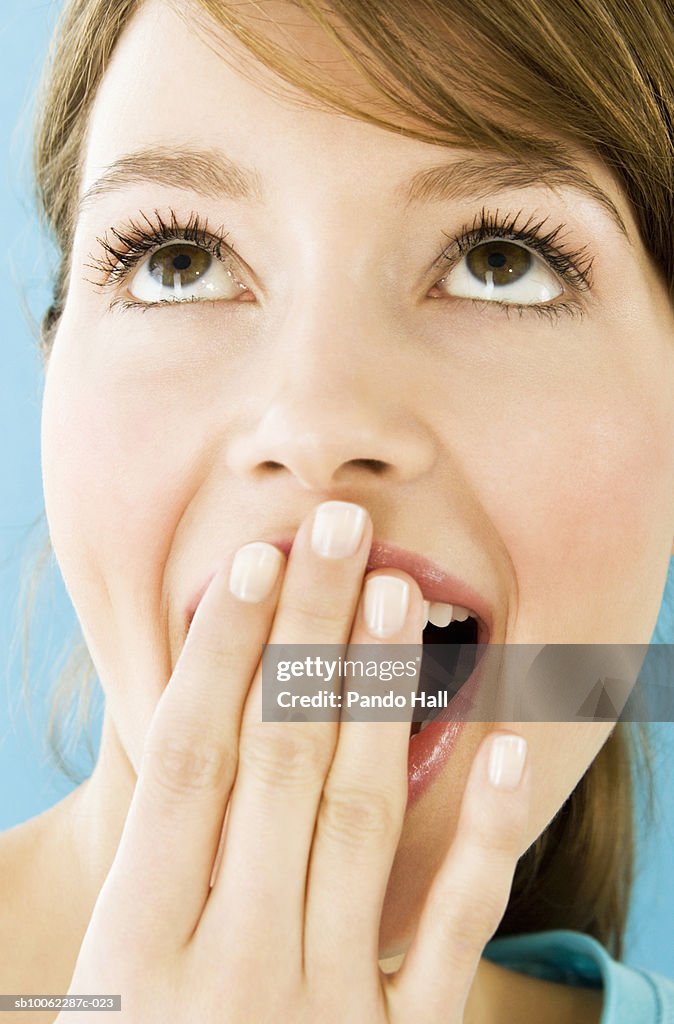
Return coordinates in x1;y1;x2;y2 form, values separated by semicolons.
57;501;530;1023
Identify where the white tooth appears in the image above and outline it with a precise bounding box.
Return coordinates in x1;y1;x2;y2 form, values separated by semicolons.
428;601;453;627
451;604;471;622
418;718;432;733
422;599;430;627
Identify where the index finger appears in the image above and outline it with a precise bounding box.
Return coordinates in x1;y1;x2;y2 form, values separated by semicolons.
97;543;285;952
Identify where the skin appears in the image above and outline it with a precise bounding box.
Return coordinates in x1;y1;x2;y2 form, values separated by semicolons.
2;0;674;1019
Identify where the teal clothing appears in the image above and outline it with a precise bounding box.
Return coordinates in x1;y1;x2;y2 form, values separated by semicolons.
483;930;674;1023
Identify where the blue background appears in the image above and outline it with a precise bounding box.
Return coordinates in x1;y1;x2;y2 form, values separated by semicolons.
1;0;672;978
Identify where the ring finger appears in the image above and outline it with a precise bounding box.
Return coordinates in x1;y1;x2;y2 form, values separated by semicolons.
303;569;424;984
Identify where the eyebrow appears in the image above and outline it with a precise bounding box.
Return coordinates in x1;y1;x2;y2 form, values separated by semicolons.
399;153;629;238
78;145;265;214
78;143;629;239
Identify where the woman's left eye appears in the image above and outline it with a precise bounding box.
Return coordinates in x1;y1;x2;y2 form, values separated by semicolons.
435;239;563;305
127;241;246;303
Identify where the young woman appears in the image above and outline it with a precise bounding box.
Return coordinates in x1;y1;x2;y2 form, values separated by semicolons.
2;0;673;1020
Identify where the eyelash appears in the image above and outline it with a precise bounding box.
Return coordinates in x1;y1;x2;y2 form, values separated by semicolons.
85;208;234;293
85;205;595;321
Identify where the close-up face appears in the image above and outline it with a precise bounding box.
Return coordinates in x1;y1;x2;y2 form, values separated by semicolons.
40;0;674;956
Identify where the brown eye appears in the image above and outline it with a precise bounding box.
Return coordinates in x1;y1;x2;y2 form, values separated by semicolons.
438;239;563;305
128;241;246;304
147;244;211;287
466;241;532;286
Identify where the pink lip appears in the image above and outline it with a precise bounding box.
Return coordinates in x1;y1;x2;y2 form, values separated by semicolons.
185;537;493;640
183;534;495;805
268;536;493;642
406;645;490;805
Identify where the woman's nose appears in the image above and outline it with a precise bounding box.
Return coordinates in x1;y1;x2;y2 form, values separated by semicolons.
225;288;437;492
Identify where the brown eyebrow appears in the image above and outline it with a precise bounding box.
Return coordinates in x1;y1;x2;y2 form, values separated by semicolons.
399;152;629;239
78;143;629;240
78;145;265;214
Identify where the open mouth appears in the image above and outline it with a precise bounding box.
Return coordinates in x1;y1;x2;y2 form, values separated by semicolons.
409;606;484;738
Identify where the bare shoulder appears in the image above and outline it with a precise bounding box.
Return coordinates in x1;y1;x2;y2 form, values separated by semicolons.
0;803;81;1019
0;784;84;893
0;814;50;974
0;851;61;1021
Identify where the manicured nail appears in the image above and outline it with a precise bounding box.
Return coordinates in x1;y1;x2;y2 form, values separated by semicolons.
311;501;367;559
229;542;283;602
364;576;409;638
488;734;527;790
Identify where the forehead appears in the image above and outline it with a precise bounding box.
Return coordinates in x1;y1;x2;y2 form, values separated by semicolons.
79;0;630;240
81;0;411;189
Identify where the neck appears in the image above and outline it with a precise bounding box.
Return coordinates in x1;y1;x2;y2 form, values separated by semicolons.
59;711;136;916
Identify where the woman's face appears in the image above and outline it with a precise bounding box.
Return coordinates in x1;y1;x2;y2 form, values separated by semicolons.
41;0;674;954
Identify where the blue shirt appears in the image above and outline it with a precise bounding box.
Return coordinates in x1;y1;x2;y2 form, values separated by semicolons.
483;929;674;1023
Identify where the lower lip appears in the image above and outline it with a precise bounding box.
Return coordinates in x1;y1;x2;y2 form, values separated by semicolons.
407;642;490;806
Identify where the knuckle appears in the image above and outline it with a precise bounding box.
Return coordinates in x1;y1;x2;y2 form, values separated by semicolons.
319;785;398;851
186;637;236;675
239;726;331;788
437;887;508;957
465;801;525;857
489;815;525;856
145;730;234;797
179;627;258;691
463;888;509;939
281;589;355;634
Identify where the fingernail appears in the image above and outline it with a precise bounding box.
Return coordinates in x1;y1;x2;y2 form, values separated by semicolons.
229;542;283;602
364;576;409;638
488;734;527;790
311;501;367;559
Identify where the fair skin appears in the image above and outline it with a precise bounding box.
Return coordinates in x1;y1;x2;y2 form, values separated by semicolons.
2;0;674;1019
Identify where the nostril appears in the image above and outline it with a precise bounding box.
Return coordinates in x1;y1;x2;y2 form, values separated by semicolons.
347;458;389;474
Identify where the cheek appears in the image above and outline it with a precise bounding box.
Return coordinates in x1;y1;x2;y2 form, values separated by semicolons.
40;331;219;755
40;338;204;664
489;399;660;549
470;340;674;638
43;363;169;567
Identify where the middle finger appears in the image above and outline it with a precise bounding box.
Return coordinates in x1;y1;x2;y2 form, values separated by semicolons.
203;501;372;948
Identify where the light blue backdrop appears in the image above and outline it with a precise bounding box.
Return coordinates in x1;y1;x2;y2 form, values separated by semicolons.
1;0;672;979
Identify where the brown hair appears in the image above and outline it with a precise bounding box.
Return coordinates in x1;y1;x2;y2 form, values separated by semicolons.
26;0;670;957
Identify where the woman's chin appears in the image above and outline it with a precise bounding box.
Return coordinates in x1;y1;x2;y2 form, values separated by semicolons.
377;882;421;961
376;838;440;960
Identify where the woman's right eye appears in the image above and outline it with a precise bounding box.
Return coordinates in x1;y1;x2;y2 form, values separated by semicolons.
127;241;248;303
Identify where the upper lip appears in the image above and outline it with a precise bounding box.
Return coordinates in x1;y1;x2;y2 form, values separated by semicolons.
185;535;494;643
